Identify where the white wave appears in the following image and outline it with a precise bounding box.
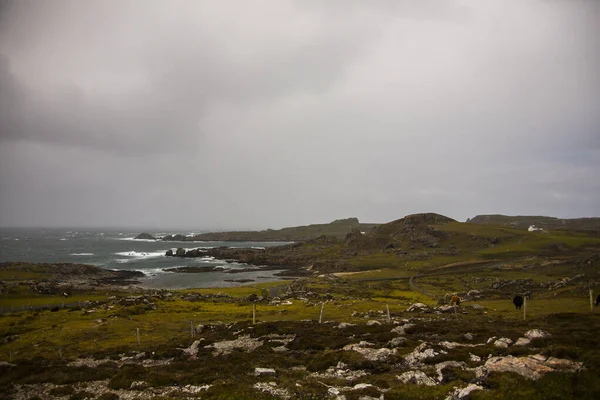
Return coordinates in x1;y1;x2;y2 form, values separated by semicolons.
70;253;94;256
251;246;265;250
59;238;67;241
15;238;20;241
140;267;166;276
117;237;158;242
115;259;130;264
114;251;166;259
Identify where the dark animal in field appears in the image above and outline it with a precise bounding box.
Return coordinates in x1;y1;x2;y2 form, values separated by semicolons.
451;295;461;306
513;295;524;310
50;307;59;312
596;294;600;307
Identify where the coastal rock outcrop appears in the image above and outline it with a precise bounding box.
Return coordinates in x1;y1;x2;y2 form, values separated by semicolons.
134;233;156;240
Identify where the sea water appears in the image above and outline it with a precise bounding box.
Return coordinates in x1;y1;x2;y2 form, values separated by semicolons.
0;228;291;289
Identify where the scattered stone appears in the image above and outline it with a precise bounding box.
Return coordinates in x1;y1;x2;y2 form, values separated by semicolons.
254;382;290;399
337;322;357;329
494;338;513;348
352;383;374;390
437;305;454;313
525;329;551;339
446;383;484;399
407;303;429;312
129;381;148;390
515;337;532;346
486;336;497;344
366;320;381;326
181;339;205;358
343;342;395;362
469;353;482;362
464;333;474;341
254;367;276;376
387;337;406;348
397;370;437;386
391;323;416;335
404;343;441;366
481;354;583;380
204;335;263;356
471;304;484;310
435;361;467;382
195;324;204;335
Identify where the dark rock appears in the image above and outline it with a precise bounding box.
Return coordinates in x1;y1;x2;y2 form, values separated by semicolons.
175;248;186;257
165;249;173;257
134;233;156;240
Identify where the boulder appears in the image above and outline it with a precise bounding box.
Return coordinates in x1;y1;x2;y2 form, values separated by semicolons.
175;248;186;257
514;337;531;346
387;337;406;348
482;354;583;380
337;322;356;329
437;305;454;313
464;333;474;341
407;303;429;312
343;342;395;362
391;324;416;335
397;370;437;386
134;233;156;240
165;249;174;257
494;338;513;348
524;329;551;339
366;320;381;326
254;367;276;376
447;384;484;399
130;381;148;390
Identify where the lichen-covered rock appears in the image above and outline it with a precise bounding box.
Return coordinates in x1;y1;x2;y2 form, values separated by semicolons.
343;342;395;361
397;370;437;386
337;322;357;329
407;303;429;312
524;329;551;339
494;337;513;348
366;320;381;326
481;354;583;380
514;337;531;346
204;335;263;356
387;337;406;348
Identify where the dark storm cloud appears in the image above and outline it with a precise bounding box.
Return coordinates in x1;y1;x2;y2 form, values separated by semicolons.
0;0;598;229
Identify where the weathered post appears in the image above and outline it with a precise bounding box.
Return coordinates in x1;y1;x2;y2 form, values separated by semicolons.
319;303;324;324
523;297;527;320
58;348;63;359
252;304;256;325
590;289;594;312
386;304;391;323
136;328;140;345
190;320;194;338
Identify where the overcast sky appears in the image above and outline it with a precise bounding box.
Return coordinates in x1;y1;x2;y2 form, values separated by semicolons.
0;0;598;230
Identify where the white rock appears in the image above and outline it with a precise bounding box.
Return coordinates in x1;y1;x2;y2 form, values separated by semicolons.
486;336;497;344
524;329;551;339
366;320;382;326
514;337;531;346
388;337;406;348
469;353;482;362
456;384;484;399
464;333;474;340
407;303;429;312
494;337;513;348
130;381;148;390
337;322;356;329
352;383;374;390
255;367;276;376
397;370;437;386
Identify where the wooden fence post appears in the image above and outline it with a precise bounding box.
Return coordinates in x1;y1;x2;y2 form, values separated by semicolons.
523;297;527;320
252;304;256;325
319;303;324;324
590;289;594;312
136;328;140;345
386;304;391;323
190;320;194;338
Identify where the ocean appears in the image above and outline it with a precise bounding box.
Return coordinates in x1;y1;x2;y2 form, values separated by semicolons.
0;228;291;289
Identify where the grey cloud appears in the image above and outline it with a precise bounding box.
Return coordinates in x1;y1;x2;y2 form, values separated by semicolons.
0;0;598;229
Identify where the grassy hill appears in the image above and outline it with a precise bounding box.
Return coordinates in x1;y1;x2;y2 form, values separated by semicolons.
467;214;600;231
159;217;380;242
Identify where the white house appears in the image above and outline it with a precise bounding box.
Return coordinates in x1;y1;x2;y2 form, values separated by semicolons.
528;225;543;232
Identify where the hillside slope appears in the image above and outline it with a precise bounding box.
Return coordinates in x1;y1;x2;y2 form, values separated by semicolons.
467;214;600;231
158;218;380;242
